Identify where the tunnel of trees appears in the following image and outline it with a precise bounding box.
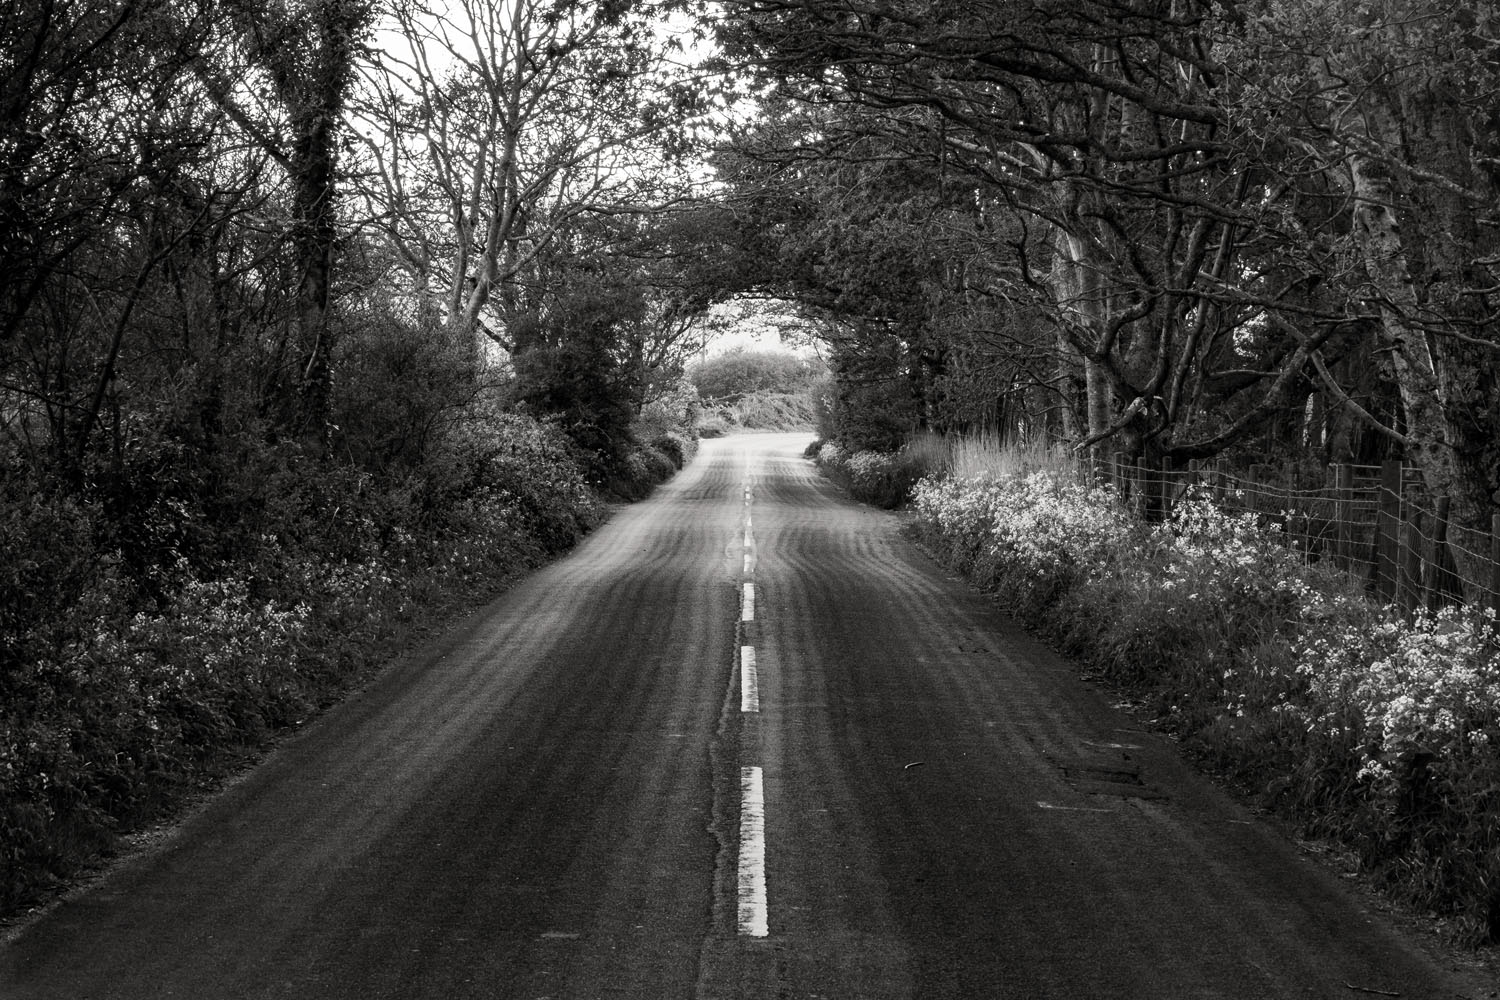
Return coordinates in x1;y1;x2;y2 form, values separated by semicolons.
3;0;1499;913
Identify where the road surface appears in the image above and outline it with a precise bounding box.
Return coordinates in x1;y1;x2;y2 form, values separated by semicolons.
0;434;1488;999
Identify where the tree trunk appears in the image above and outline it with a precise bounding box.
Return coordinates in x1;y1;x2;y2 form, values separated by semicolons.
1051;223;1113;454
1346;147;1490;593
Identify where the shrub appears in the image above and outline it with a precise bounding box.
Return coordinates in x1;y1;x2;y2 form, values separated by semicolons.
651;432;692;470
0;407;621;916
911;473;1500;943
815;437;954;509
688;348;822;404
913;471;1133;602
696;412;731;438
813;440;850;479
604;443;678;501
1291;602;1500;924
839;451;913;509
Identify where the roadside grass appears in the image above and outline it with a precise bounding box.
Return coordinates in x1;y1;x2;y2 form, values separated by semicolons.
904;435;1500;946
947;428;1076;482
806;429;1080;510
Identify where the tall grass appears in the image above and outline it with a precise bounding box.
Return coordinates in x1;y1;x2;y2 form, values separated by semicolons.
809;429;1081;510
893;428;1081;486
946;429;1080;482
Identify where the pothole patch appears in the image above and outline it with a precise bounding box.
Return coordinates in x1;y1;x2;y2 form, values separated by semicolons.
1053;751;1167;801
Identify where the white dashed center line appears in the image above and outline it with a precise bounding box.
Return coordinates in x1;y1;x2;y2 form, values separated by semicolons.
736;472;769;938
740;646;759;713
737;766;769;938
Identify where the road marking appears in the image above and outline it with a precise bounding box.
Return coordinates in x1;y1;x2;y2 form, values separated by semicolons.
736;465;767;937
738;766;769;937
740;646;759;712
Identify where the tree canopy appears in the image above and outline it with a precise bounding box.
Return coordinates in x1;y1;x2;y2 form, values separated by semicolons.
4;0;1498;536
698;0;1500;546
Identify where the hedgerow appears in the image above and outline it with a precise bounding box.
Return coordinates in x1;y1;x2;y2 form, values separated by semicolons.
911;472;1500;945
0;411;610;915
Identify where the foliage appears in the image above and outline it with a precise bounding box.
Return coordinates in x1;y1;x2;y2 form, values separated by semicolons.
0;0;713;927
709;0;1500;554
0;408;612;916
633;380;701;471
350;0;709;344
723;390;818;431
811;439;938;509
910;467;1500;944
510;277;648;480
822;333;923;452
688;348;821;404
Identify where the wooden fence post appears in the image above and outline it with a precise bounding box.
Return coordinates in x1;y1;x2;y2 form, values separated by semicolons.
1374;459;1402;603
1135;457;1150;520
1399;510;1423;614
1491;513;1500;617
1334;464;1354;568
1146;457;1166;522
1427;497;1461;612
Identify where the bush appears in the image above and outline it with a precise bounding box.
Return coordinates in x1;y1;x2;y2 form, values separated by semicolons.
696;412;732;438
813;440;849;477
0;408;617;916
651;432;694;470
603;443;678;501
815;437;955;509
844;451;918;509
911;474;1500;944
688;348;822;404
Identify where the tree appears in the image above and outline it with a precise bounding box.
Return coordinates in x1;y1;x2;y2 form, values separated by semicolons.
1218;0;1500;581
350;0;706;351
710;1;1364;463
200;0;375;442
0;0;222;475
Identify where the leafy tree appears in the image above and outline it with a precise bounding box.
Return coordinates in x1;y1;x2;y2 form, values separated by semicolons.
688;347;818;403
711;0;1343;463
197;0;375;442
1222;0;1500;571
509;275;646;475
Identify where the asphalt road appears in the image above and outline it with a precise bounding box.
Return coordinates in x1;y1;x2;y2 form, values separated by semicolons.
0;433;1489;999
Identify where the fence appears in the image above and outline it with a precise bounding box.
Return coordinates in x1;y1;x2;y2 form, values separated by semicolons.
1092;456;1500;617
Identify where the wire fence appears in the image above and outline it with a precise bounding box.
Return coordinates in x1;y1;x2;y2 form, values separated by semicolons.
1091;456;1500;616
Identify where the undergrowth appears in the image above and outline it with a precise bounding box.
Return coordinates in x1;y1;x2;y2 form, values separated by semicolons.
908;460;1500;946
0;409;689;917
